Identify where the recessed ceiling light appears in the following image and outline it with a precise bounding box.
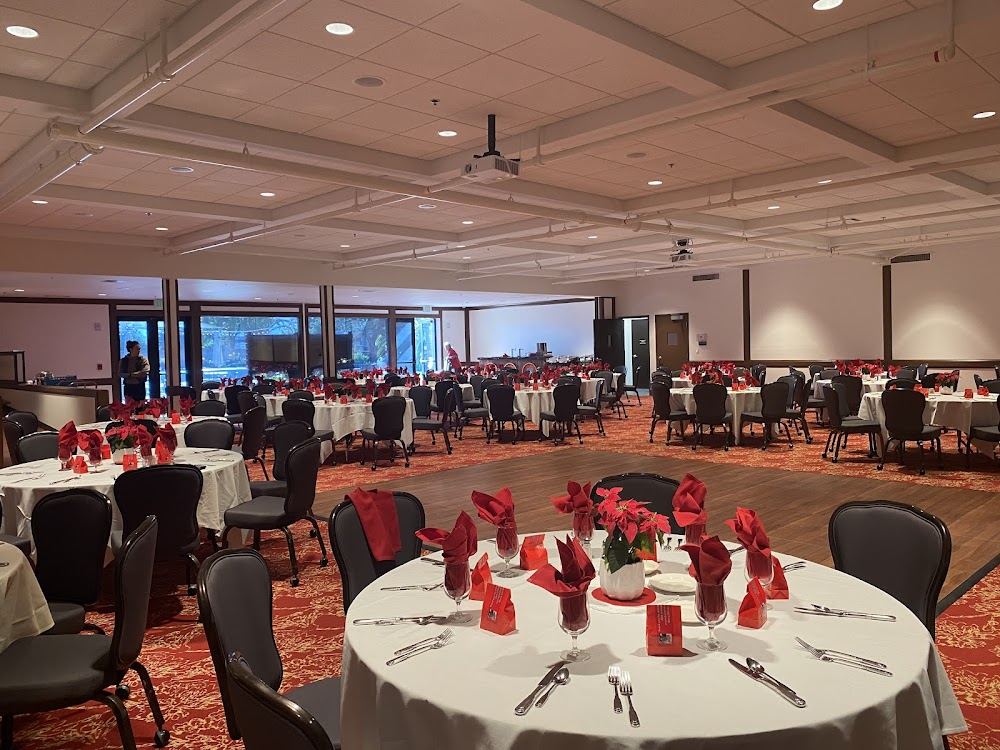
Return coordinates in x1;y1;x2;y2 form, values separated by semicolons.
973;111;996;119
647;180;663;186
812;0;843;9
98;293;107;297
351;294;359;298
461;220;474;225
13;288;24;292
254;297;262;300
6;25;38;39
340;244;350;248
817;179;833;184
767;205;781;210
325;22;354;35
74;212;93;217
169;166;194;173
259;191;276;197
644;269;650;273
155;227;169;231
437;130;458;137
354;76;384;88
462;256;472;260
625;152;646;159
418;204;436;209
587;235;598;239
31;199;47;205
455;244;466;248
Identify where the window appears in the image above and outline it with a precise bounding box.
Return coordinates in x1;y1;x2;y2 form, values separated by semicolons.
307;315;323;377
395;317;438;373
335;316;388;371
201;315;301;381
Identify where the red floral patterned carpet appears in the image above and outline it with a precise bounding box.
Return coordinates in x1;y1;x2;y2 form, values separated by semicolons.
10;403;1000;749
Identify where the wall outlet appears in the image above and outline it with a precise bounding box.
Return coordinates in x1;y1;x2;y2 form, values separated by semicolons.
93;322;102;331
97;363;103;371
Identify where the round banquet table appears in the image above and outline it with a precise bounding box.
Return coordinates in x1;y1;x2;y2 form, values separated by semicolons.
341;532;965;750
390;384;475;405
0;448;252;548
77;415;217;449
859;391;1000;443
812;377;888;400
0;542;53;652
670;387;762;445
263;396;415;444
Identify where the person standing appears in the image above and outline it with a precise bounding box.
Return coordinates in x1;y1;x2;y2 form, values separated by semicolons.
445;341;462;373
119;340;150;401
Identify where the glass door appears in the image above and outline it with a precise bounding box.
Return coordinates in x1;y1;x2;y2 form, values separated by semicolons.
395;317;438;374
394;319;415;373
118;317;190;398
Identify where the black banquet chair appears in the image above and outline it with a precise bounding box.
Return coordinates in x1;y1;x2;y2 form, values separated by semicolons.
329;491;425;613
691;382;732;451
739;381;792;450
96;404;113;422
191;399;227;417
225;385;250;426
539;383;583;444
241;406;270;479
16;431;58;463
0;516;170;750
829;500;950;637
114;464;204;596
359;396;409;471
822;385;881;464
648;380;693;445
878;388;943;475
2;419;24;465
184;419;236;450
32;489;112;635
197;549;341;747
590;473;682;534
484;385;525;445
5;410;38;436
250;419;314;499
616;366;642;405
222;438;328;587
576;379;606;437
281;399;337;457
0;503;31;555
966;394;1000;468
410;386;452;455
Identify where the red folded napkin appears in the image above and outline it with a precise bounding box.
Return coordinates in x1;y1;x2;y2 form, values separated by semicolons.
768;555;789;600
725;507;772;580
156;424;178;454
109;401;131;421
471;487;516;527
551;480;593;515
366;379;376;395
417;511;478;592
679;535;732;585
528;535;595;597
77;429;104;463
180;396;195;417
470;552;492;601
375;384;389;399
519;533;548;569
979;386;990;397
348;487;401;562
136;426;153;457
324;383;337;400
58;421;77;460
672;473;708;527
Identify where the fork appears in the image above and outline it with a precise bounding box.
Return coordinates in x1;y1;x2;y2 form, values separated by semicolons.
607;665;623;714
385;629;453;665
380;582;444;591
782;561;806;572
795;637;889;670
420;557;445;566
619;670;640;727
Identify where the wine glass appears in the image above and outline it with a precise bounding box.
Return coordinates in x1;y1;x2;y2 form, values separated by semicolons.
495;522;519;578
444;563;472;622
558;592;591;662
744;552;774;589
694;583;728;652
684;523;706;547
572;511;594;553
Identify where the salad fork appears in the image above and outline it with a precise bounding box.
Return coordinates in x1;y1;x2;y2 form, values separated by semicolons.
619;670;640;727
795;637;890;674
385;629;453;665
380;582;444;591
607;665;623;714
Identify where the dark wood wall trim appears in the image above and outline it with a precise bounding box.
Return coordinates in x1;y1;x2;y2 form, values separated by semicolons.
721;359;999;370
882;265;892;361
463;308;471;363
742;269;751;363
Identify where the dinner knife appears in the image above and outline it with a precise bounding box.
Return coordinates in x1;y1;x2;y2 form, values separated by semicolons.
728;659;807;708
514;661;569;716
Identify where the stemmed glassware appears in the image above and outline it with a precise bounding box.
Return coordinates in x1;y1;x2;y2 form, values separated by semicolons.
684;523;706;547
495;521;519;578
573;511;594;553
695;583;728;652
745;553;774;589
558;592;591;662
444;563;472;622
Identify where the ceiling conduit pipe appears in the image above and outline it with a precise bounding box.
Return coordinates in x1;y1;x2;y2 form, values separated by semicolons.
0;144;102;213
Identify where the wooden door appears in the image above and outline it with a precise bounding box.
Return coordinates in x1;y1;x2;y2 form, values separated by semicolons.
654;314;690;373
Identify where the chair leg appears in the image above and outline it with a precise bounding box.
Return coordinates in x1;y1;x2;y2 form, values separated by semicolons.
649;417;657;443
307;513;329;567
131;661;169;746
800;418;812;444
207;528;219;552
937;437;943;468
253;530;261;550
2;714;12;750
399;439;410;467
281;526;300;586
918;442;926;476
220;525;233;549
255;456;269;481
442;426;452;454
95;691;139;750
833;432;843;463
185;553;200;596
575;419;583;444
823;431;833;459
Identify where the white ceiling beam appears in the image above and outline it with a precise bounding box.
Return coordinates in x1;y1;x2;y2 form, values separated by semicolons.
0;223;164;248
742;191;962;231
830;216;1000;248
897;127;1000;163
0;75;88;116
766;101;898;165
929;170;995;201
309;217;458;243
34;184;271;222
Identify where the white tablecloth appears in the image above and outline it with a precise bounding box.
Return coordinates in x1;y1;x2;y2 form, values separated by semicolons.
264;396;415;447
482;388;559;437
859;392;999;440
670;387;763;445
0;447;252;544
0;543;53;652
390;384;475;405
342;532;965;750
812;377;888;401
78;416;218;449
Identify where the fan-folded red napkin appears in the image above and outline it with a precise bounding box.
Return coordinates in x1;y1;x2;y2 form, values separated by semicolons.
417;511;478;591
180;396;195;417
725;507;772;580
471;487;516;527
979;386;990;397
672;473;708;527
375;384;389;398
551;480;594;540
156;424;178;454
680;535;732;586
135;426;153;458
58;421;77;460
348;487;401;562
366;379;376;395
145;406;161;419
77;430;104;463
529;535;595;631
109;402;130;421
768;555;789;600
324;383;336;400
470;552;492;601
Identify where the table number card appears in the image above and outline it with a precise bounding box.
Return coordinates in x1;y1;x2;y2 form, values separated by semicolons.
768;556;789;600
470;552;492;601
738;577;768;629
170;412;181;424
519;534;547;570
646;604;682;655
479;584;515;635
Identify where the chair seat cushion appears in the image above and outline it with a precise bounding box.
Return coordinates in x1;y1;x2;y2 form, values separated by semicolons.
741;411;765;422
313;430;335;442
249;479;288;499
806;399;825;408
285;676;342;745
539;411;557;422
43;601;86;635
462;408;489;419
971;426;1000;441
492;410;524;421
0;534;30;556
841;420;881;432
577;406;597;415
0;634;112;713
224;495;288;529
668;411;694;421
697;412;731;424
361;428;402;441
412;418;443;430
465;399;482;409
227;415;243;425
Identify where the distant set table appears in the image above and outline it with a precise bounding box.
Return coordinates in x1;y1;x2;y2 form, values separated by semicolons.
0;447;251;547
390;384;475;406
0;543;52;652
262;395;415;451
812;377;889;401
77;415;216;449
670;387;763;445
859;391;999;444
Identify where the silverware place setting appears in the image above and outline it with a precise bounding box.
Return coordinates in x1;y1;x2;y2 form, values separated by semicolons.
514;661;569;716
793;603;897;622
619;669;640;727
420;557;445;566
534;667;570;707
729;657;807;708
782;561;806;572
353;615;449;626
795;637;892;676
380;582;444;591
607;665;623;714
385;629;454;665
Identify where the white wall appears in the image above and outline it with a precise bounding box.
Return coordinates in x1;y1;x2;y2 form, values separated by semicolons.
440;310;467;361
468;301;594;359
615;270;744;375
749;257;883;361
0;302;111;380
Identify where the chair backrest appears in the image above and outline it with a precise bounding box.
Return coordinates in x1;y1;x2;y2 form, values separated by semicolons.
775;374;799;410
238;390;257;416
594;370;614;392
225;385;250;415
590;378;605;406
480;377;499;392
96;404;112;422
819;368;840;380
692;382;728;424
919;373;939;389
371;396;406;440
407;385;433;418
226;655;334;750
881;388;927;439
469;375;484;400
551;384;579;420
788;367;804;379
983;379;1000;394
198;549;284;740
896;366;917;381
288;389;314;401
650;372;672;388
252;384;275;395
885;378;917;390
241;406;268;460
486;385;516;420
759;381;789;420
808;364;823;378
201;381;221;391
750;364;767;384
831;374;862;415
109;515;158;671
114;464;203;561
823;385;847;431
590;473;682;534
916;363;929;381
829;500;950;637
281;398;316;431
283;438;321;521
434;381;454;415
32;489;112;605
269;420;314;482
6;410;38;435
16;431;58;462
192;399;227;417
185;419;236;450
649;380;673;419
329;491;426;613
3;419;26;464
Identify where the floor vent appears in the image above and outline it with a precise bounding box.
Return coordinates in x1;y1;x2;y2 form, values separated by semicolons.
692;273;720;281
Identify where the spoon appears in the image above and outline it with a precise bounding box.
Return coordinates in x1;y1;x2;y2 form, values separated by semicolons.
535;667;570;707
745;658;807;708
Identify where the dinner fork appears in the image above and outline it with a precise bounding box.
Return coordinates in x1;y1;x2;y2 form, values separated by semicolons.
619;670;640;727
782;561;806;572
607;666;623;714
380;582;444;591
385;629;453;665
795;637;888;670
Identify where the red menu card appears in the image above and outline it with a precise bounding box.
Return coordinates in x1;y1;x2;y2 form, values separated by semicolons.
470;553;493;601
738;577;768;629
519;534;548;570
479;584;516;635
646;604;683;655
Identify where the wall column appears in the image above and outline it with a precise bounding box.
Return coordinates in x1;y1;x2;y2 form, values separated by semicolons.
319;285;337;377
161;278;181;396
882;265;893;361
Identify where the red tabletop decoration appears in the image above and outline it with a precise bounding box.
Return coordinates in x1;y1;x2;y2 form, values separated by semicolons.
673;473;708;545
417;511;478;593
156;424;178;454
725;507;772;581
135;427;153;458
529;535;595;631
768;555;790;600
347;487;401;562
738;577;768;629
647;604;683;655
519;533;548;570
77;430;104;463
479;583;516;635
57;421;77;461
470;553;493;601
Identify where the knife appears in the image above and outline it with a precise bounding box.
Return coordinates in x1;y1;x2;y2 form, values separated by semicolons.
514;661;569;716
728;659;807;708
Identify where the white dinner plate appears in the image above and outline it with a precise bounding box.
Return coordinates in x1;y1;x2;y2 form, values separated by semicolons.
643;559;659;576
648;573;696;594
678;602;699;624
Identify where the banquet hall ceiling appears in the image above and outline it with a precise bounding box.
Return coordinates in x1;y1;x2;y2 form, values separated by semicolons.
0;0;999;285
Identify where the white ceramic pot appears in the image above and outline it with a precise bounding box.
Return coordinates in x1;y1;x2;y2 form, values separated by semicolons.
598;559;645;601
941;386;954;395
112;447;133;465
